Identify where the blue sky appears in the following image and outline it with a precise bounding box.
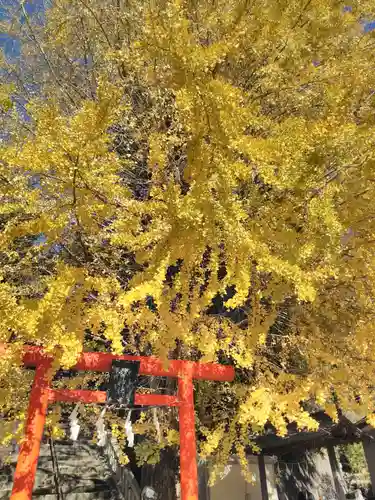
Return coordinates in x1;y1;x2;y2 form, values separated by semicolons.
0;33;19;58
0;2;374;61
0;0;46;59
364;20;375;32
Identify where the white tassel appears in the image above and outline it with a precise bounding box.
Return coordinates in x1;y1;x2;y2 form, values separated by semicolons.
96;407;107;447
125;410;134;448
69;403;81;441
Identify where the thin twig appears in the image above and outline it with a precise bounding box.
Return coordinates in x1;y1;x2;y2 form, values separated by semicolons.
76;0;113;48
20;1;76;107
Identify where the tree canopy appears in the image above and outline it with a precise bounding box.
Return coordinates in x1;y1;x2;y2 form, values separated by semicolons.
1;0;375;483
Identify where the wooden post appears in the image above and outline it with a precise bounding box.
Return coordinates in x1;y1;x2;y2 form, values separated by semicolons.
178;375;198;500
327;445;347;500
10;360;52;500
198;460;210;500
362;433;375;496
258;455;269;500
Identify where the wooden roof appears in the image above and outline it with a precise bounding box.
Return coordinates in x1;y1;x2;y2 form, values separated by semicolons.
254;411;374;455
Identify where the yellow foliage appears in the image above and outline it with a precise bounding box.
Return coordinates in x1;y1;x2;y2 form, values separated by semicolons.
1;0;375;481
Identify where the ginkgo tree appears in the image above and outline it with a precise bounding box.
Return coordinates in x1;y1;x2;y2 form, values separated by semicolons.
1;0;375;491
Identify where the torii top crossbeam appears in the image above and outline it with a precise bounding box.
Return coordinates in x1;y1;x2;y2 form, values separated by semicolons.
1;345;234;500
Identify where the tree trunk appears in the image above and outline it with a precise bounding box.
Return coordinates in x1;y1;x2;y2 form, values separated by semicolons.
140;447;179;500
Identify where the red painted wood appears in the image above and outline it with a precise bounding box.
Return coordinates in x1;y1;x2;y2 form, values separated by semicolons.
20;346;234;381
178;375;198;500
2;343;235;500
49;389;180;407
10;360;52;500
49;389;107;404
134;393;180;407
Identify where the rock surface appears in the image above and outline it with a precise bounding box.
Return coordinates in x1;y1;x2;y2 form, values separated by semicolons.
0;439;122;499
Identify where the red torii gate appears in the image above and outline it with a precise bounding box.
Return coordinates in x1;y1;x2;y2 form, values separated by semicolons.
2;345;234;500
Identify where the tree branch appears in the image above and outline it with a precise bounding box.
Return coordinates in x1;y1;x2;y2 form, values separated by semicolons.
76;0;113;48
